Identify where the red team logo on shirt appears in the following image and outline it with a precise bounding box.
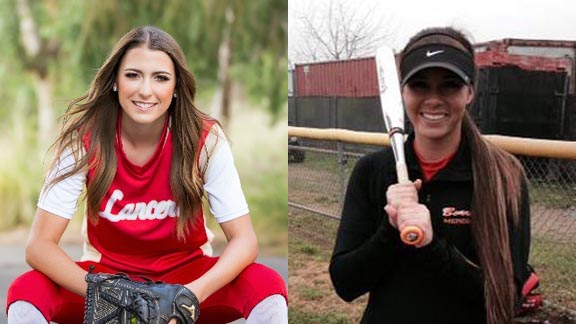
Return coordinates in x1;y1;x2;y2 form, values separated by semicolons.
99;189;179;222
442;207;471;224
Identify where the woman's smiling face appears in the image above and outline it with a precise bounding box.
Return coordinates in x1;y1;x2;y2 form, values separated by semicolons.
402;67;474;142
116;45;176;128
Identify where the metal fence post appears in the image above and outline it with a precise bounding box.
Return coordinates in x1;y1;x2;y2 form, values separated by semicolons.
337;141;345;212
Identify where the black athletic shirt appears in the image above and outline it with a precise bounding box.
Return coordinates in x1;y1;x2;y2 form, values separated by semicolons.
329;133;531;324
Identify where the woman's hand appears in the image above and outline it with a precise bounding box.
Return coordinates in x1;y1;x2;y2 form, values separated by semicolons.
395;202;433;248
384;179;422;228
384;179;433;247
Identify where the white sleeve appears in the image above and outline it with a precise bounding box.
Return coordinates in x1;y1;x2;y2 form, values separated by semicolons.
202;126;249;223
37;149;87;219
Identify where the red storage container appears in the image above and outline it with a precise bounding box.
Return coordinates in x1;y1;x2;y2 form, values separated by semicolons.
475;39;576;93
294;57;380;97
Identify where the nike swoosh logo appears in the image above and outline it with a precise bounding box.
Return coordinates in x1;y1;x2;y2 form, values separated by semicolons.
426;50;444;57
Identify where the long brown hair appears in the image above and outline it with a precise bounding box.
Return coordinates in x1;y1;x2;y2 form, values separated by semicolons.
49;26;214;239
400;27;526;324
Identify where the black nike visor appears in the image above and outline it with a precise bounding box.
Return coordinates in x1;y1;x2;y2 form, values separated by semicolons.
400;44;475;85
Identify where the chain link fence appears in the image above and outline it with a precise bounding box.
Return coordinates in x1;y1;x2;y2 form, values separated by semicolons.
289;137;576;314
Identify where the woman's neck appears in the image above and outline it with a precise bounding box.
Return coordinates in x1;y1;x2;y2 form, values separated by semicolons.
414;131;461;162
120;114;167;149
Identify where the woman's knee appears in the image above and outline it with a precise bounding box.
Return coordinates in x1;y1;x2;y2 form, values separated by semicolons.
238;263;287;297
7;269;84;323
6;270;58;321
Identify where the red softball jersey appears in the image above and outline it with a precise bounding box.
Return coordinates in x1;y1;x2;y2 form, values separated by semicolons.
84;116;212;276
38;115;249;276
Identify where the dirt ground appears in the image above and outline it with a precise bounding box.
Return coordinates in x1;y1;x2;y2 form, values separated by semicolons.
289;245;366;323
531;205;576;240
288;207;576;324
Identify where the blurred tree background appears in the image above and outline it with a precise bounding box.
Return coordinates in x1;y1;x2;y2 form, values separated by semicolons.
0;0;288;251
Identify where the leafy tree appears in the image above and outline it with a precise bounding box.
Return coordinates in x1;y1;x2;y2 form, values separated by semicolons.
1;0;286;137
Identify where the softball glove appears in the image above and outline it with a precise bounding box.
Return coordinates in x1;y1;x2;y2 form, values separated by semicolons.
84;270;199;324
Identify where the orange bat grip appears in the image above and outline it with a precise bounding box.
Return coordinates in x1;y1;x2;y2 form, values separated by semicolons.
400;226;424;246
395;163;424;246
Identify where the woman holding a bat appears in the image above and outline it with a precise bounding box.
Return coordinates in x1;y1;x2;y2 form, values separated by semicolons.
330;27;533;324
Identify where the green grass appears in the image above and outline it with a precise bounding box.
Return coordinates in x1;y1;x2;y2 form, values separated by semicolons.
300;287;326;301
292;150;357;179
529;182;576;209
297;151;339;172
288;209;340;253
314;196;339;205
288;240;327;268
530;236;576;310
0;114;45;230
298;244;319;256
288;209;366;324
289;308;351;324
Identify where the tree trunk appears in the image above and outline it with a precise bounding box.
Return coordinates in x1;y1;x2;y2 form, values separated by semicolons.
16;0;55;150
34;75;54;149
211;6;235;131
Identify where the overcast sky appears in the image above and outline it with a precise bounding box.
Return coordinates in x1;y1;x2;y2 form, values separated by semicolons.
289;0;576;61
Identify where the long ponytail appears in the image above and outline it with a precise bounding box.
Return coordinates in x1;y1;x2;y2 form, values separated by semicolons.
463;113;524;324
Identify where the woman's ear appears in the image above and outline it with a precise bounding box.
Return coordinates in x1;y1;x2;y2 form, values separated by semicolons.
465;85;475;105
